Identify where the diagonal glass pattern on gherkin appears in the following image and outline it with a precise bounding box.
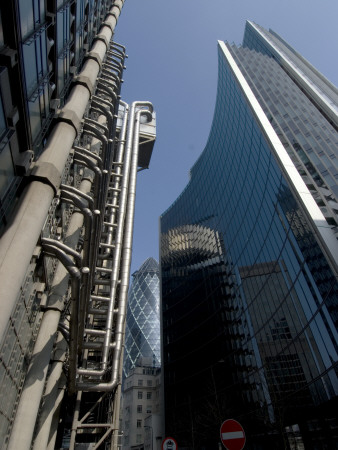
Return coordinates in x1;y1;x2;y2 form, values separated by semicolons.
123;257;161;379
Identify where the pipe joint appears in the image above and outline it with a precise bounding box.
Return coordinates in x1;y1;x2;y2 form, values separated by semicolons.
29;161;61;195
101;21;114;34
106;11;119;22
72;74;94;97
55;108;82;137
111;1;123;13
84;51;103;69
93;33;110;51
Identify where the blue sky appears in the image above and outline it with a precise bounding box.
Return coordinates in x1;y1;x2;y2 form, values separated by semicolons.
114;0;338;274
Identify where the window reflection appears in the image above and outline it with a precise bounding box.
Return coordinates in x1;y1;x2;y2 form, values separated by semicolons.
160;42;338;448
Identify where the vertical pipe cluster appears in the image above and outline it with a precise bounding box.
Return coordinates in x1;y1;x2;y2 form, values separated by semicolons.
5;2;130;449
1;0;156;447
77;103;153;392
0;0;125;347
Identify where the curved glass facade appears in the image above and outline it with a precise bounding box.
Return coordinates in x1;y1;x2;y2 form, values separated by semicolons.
123;257;161;379
160;29;338;449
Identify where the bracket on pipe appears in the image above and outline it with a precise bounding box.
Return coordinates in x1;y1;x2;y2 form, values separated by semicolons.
106;10;119;22
72;74;95;97
29;161;61;195
93;33;110;51
55;109;82;137
84;51;103;69
101;21;115;34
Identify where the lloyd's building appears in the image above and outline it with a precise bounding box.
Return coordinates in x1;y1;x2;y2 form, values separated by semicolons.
0;1;156;449
160;21;338;448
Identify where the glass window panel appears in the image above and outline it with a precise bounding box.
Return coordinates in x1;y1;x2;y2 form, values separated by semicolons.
39;0;45;23
23;43;37;95
41;33;48;75
0;97;6;138
0;11;4;48
19;0;34;38
58;57;65;94
0;143;14;198
57;11;64;52
36;38;42;78
29;96;41;141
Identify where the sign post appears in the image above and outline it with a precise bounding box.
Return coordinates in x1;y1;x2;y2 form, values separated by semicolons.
162;437;178;450
220;419;245;450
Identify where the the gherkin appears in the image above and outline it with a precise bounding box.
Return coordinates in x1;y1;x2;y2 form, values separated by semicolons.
123;257;161;379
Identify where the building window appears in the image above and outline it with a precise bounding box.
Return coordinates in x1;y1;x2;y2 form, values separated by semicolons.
138;391;143;399
137;419;142;428
137;405;142;413
137;434;142;443
147;380;152;387
0;95;6;139
138;379;143;386
147;392;152;399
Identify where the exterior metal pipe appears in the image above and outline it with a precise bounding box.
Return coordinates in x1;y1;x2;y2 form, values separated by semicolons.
90;99;114;132
42;238;83;266
69;391;82;450
0;0;124;344
83;342;116;350
73;145;104;170
104;60;123;76
46;373;67;450
32;334;68;450
77;101;137;378
77;102;152;379
6;175;92;450
40;243;82;394
111;315;127;450
100;101;129;259
7;309;64;450
112;42;126;51
61;183;95;209
77;105;153;390
101;65;120;83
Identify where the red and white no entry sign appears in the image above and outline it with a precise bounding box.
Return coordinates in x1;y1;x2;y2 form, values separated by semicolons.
220;419;245;450
162;437;178;450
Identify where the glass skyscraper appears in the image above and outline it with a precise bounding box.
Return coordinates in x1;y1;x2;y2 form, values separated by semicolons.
160;21;338;449
123;257;161;379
